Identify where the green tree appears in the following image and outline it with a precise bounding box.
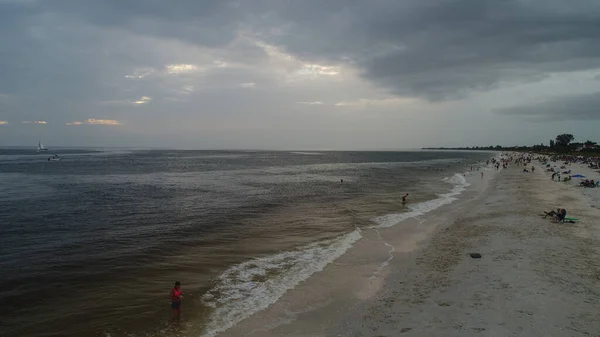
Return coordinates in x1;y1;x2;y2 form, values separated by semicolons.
555;134;574;150
549;139;555;148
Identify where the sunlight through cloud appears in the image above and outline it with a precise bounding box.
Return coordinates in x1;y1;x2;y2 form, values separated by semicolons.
87;119;123;125
125;68;155;79
66;119;123;126
334;98;417;107
165;64;199;75
133;96;152;104
299;64;340;76
297;101;324;105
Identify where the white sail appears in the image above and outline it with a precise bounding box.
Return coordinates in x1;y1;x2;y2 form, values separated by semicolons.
37;141;48;152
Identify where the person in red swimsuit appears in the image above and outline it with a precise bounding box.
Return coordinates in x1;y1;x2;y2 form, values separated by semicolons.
170;281;183;320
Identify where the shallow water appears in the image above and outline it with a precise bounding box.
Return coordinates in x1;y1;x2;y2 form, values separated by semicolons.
0;149;491;336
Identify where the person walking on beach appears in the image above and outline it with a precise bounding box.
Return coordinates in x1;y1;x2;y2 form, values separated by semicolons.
170;281;183;321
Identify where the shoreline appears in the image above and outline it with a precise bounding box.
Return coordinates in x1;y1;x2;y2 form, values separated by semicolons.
216;154;600;336
213;156;500;336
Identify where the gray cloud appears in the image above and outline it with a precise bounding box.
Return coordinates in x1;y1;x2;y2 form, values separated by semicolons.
494;92;600;120
246;0;600;100
2;0;600;148
6;0;241;46
4;0;600;103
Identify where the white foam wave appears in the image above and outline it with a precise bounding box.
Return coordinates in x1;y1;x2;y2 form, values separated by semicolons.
444;172;467;186
259;158;462;175
201;230;362;337
373;173;470;228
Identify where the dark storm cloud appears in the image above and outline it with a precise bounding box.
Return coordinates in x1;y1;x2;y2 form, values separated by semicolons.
2;0;600;128
494;92;600;121
27;0;243;47
244;0;600;100
56;0;600;100
0;2;137;117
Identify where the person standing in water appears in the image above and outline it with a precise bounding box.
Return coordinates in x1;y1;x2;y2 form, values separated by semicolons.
170;281;183;321
401;193;409;204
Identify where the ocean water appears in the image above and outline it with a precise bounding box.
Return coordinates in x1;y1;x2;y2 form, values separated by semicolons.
0;149;491;337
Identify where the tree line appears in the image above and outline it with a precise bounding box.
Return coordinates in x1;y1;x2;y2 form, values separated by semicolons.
423;134;599;153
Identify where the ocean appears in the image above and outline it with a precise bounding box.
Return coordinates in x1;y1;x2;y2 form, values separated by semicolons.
0;149;492;337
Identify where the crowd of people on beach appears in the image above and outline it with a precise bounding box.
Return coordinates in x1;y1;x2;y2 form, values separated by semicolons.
535;152;600;224
547;154;600;169
538;153;600;185
489;156;513;170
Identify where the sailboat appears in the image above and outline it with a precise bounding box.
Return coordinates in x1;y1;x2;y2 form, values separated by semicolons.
37;141;48;152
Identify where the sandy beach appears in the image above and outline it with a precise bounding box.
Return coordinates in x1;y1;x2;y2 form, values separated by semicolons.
219;155;600;337
544;159;600;207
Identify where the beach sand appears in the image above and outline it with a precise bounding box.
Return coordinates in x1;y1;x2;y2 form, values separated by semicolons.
543;160;600;206
217;157;600;337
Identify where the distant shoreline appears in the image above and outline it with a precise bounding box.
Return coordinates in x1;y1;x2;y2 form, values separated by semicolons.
423;147;600;157
422;147;510;151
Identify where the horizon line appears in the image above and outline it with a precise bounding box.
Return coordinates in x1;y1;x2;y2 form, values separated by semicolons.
0;145;489;152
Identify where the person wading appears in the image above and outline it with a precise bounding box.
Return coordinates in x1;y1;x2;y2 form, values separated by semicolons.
170;281;183;321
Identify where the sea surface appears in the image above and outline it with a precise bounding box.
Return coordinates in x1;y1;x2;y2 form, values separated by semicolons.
0;149;492;337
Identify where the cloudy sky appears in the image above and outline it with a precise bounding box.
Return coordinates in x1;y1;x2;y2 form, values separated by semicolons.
1;0;600;149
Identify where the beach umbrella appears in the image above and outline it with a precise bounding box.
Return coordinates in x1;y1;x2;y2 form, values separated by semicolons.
572;174;585;178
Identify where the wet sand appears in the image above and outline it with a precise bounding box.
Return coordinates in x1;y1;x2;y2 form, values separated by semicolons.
218;158;600;336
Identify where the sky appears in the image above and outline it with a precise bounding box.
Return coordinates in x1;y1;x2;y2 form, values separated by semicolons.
1;0;600;150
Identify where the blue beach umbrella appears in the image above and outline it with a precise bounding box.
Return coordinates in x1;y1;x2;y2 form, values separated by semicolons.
572;174;585;178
